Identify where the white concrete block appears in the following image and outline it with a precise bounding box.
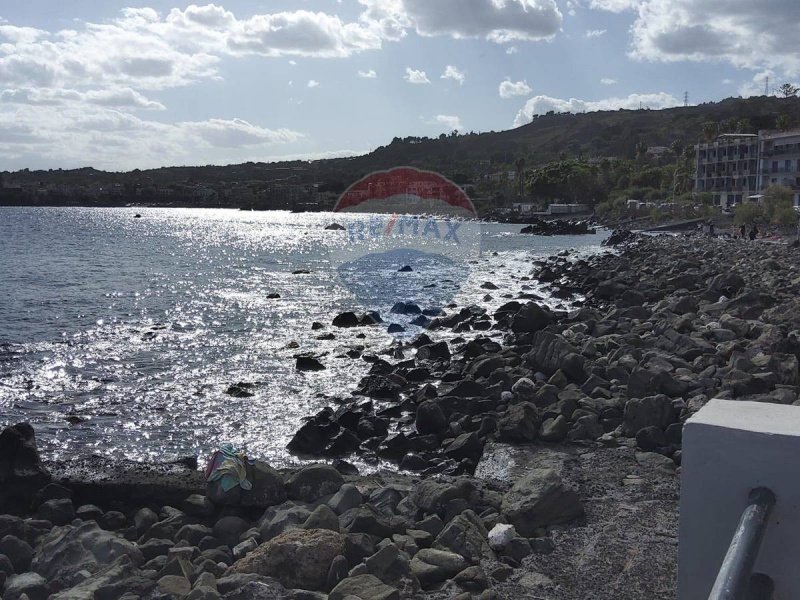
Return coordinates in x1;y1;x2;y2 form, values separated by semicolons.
679;399;800;599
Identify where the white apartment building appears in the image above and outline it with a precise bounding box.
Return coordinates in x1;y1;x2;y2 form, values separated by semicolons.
757;129;800;207
695;130;800;208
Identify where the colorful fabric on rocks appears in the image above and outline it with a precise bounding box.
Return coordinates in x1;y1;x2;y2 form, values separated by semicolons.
205;445;253;491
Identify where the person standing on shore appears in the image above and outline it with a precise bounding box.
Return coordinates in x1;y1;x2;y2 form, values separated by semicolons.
749;223;759;241
740;223;746;239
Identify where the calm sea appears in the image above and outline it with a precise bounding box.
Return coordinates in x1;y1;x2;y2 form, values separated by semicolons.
0;207;608;466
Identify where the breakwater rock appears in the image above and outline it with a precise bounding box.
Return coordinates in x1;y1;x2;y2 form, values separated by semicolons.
289;234;800;477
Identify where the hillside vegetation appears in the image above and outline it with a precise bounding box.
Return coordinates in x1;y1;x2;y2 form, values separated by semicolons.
3;95;799;213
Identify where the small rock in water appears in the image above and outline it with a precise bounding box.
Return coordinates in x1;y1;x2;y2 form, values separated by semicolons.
398;265;413;272
296;356;326;371
226;384;255;398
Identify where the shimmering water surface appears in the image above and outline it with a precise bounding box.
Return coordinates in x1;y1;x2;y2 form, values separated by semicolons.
0;207;608;466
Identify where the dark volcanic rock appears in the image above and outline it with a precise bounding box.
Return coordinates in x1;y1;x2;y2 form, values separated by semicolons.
501;469;584;536
0;423;50;514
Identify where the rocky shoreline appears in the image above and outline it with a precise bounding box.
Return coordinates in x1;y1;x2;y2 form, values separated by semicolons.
3;232;799;599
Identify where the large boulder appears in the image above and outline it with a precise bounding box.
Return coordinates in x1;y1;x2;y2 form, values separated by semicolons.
5;572;49;600
287;464;344;502
31;521;143;590
501;469;584;536
364;543;419;595
409;548;467;588
49;555;141;600
0;423;51;514
226;528;345;591
241;461;286;508
510;302;552;334
415;401;447;435
526;332;586;381
329;574;400;600
497;402;539;442
623;395;677;436
433;510;491;564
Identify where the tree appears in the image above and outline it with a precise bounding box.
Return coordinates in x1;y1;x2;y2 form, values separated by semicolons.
734;202;763;226
775;114;793;131
514;157;526;198
702;121;718;142
778;83;799;98
762;184;796;225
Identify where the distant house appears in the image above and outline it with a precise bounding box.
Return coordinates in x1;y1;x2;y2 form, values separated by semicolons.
646;146;670;158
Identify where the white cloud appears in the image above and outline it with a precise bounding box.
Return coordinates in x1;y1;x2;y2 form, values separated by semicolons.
358;69;377;78
513;92;681;126
629;0;800;76
0;103;303;169
359;0;563;43
506;46;519;54
600;77;617;85
404;67;430;84
441;65;465;85
435;114;462;130
585;29;606;38
0;87;165;110
588;0;641;12
307;79;320;88
499;79;532;99
0;5;389;96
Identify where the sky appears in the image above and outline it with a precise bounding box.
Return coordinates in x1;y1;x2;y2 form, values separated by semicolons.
0;0;798;171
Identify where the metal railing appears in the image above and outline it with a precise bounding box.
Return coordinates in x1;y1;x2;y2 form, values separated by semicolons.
708;487;776;600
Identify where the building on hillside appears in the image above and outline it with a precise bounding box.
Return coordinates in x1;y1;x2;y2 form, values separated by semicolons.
757;129;800;206
694;133;759;208
695;130;800;208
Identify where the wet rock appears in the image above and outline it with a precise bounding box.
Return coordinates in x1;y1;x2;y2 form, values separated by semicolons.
287;464;344;502
227;529;345;591
510;302;552;334
226;384;255;398
333;312;360;328
0;423;51;514
325;223;346;230
501;469;584;536
416;342;451;361
415;401;447;435
296;357;326;371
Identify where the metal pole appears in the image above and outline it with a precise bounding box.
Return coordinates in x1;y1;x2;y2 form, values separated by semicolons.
709;487;776;600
